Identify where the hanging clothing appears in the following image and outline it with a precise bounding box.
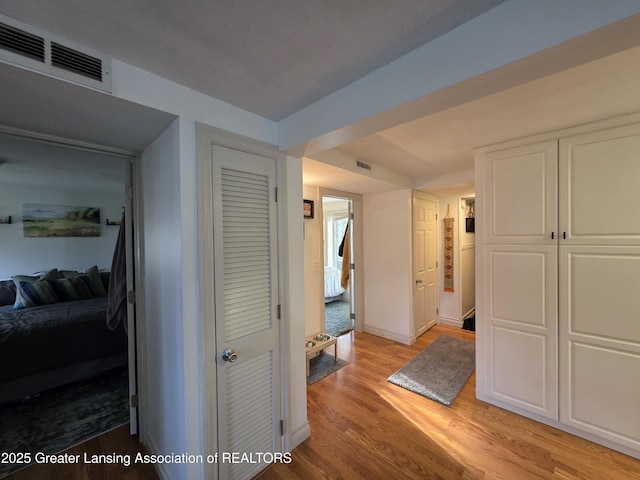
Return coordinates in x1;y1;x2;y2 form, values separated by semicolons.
107;213;127;332
340;223;350;290
338;225;347;257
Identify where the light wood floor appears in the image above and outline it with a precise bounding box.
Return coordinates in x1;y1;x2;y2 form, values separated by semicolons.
4;424;159;480
258;324;640;480
7;325;639;479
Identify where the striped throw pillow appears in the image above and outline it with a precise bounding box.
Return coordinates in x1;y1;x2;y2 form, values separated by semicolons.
17;280;60;308
48;277;93;301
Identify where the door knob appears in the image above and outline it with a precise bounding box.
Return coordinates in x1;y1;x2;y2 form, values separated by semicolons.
222;348;237;363
416;279;423;284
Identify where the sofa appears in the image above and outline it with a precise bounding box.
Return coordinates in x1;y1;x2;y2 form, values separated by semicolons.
0;267;127;404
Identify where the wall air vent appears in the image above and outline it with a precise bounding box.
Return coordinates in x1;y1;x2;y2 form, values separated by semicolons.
51;42;103;82
0;22;45;62
356;160;372;171
0;14;111;93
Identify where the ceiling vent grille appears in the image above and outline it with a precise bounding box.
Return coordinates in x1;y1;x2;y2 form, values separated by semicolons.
51;41;103;81
0;22;45;62
356;160;372;171
0;14;111;92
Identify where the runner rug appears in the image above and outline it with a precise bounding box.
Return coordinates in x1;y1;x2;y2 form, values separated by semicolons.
387;335;475;406
307;352;349;385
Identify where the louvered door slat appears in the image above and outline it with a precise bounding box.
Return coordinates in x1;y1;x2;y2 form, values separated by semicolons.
212;143;280;480
221;168;272;342
225;352;274;480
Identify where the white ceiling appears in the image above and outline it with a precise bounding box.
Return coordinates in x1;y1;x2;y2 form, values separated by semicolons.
0;2;640;195
333;44;640;190
0;132;129;191
0;0;506;121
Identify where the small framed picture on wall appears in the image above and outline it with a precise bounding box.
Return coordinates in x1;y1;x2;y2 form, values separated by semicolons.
303;199;314;219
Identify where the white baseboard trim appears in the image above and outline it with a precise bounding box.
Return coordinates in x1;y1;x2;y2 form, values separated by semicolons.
142;432;171;480
363;325;412;345
290;420;311;450
438;316;463;328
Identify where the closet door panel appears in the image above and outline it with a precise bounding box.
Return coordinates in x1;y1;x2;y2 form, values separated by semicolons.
560;245;640;451
484;141;557;244
560;124;640;245
563;343;640;450
485;245;558;419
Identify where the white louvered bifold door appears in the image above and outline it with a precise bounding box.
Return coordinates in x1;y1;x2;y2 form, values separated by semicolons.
212;145;280;480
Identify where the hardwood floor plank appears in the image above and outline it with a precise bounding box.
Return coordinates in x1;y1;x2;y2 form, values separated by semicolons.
6;325;638;479
258;325;640;480
3;425;159;480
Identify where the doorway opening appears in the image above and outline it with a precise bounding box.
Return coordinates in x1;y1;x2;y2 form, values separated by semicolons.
0;130;139;478
322;195;354;337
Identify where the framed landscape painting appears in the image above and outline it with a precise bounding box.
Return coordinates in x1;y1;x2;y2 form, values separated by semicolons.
23;204;101;237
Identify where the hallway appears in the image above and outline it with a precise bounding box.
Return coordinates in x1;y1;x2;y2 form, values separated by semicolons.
259;325;640;479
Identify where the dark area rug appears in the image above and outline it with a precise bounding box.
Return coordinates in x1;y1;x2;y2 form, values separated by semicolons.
307;352;349;385
325;300;351;337
387;335;475;407
0;368;129;479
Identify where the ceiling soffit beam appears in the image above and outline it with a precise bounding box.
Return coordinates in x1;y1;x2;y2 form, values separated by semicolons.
308;149;412;189
413;169;475;192
279;1;640;157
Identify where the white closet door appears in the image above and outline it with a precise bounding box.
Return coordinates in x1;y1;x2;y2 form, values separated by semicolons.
559;124;640;453
212;145;281;480
484;141;557;244
559;246;640;451
559;123;640;245
484;244;558;419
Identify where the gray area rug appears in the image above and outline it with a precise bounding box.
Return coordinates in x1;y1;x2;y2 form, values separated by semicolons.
387;335;475;407
307;352;349;385
325;300;352;337
0;368;129;478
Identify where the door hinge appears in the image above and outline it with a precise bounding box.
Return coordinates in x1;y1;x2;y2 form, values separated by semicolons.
280;419;285;436
277;304;282;319
350;313;356;320
127;290;136;304
349;212;354;220
436;308;439;315
275;187;280;202
126;184;133;200
350;263;355;271
130;394;138;408
436;213;438;220
436;261;439;268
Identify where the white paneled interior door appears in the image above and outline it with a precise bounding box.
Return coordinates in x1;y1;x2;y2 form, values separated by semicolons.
413;193;438;337
558;125;640;451
211;144;281;480
485;245;558;419
559;124;640;244
482;141;559;420
484;141;557;244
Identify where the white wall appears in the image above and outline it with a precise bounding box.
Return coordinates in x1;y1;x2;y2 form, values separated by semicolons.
362;189;413;344
140;119;187;480
110;61;286;480
303;185;323;336
282;157;309;449
0;181;124;280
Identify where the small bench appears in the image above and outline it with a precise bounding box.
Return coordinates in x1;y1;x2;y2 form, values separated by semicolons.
305;333;337;377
